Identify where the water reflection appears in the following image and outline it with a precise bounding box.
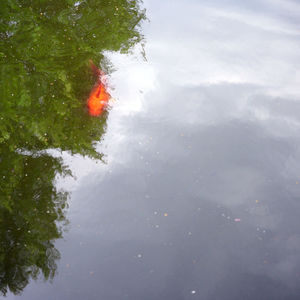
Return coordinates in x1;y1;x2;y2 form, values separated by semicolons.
0;149;68;295
2;0;300;298
20;0;298;298
0;0;145;296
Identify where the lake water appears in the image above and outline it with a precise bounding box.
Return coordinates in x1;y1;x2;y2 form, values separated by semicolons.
2;0;300;299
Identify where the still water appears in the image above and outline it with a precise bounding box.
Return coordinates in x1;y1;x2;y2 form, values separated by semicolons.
1;0;300;299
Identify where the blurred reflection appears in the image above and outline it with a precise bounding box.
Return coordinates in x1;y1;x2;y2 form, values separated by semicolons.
0;0;145;296
0;147;68;295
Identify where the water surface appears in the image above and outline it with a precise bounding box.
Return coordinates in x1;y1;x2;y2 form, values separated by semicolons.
2;0;300;299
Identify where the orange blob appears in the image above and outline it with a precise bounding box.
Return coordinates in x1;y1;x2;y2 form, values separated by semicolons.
87;81;111;116
87;61;111;116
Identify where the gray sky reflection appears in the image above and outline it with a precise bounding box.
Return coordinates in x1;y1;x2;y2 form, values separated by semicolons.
9;0;300;299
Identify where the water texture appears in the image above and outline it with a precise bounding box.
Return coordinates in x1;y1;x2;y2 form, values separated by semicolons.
1;0;300;299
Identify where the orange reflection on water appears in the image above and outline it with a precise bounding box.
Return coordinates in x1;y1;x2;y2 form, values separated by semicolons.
87;61;111;116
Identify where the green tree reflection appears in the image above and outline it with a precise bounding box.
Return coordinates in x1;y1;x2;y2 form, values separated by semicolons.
0;148;69;295
0;0;145;296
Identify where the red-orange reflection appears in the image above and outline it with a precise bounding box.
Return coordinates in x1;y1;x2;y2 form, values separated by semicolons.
87;61;111;116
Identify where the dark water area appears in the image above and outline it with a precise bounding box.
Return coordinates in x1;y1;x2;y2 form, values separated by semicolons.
1;0;300;299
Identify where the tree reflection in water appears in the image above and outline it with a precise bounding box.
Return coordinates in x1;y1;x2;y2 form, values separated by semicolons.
0;0;146;296
0;149;69;295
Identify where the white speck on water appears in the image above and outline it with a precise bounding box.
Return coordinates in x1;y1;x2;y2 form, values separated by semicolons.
191;290;196;295
137;254;142;258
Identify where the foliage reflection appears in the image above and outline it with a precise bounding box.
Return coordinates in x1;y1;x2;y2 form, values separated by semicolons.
0;0;145;295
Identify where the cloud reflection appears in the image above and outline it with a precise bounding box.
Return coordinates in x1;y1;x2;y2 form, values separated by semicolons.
33;1;300;299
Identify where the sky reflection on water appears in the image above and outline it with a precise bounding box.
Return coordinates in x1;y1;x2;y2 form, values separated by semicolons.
7;0;300;299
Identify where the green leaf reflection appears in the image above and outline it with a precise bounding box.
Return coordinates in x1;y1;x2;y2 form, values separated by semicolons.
0;0;146;296
0;148;69;295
